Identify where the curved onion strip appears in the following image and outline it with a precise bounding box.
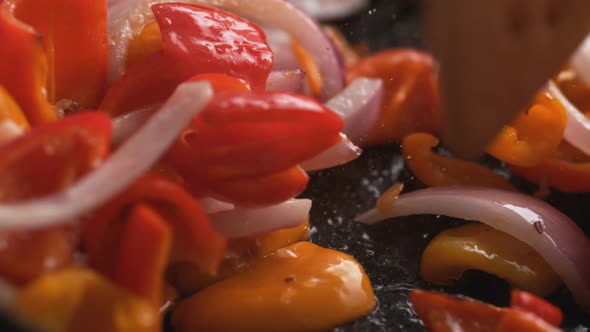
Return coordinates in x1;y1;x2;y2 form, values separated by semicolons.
0;81;212;230
111;105;156;145
571;34;590;86
301;133;361;171
326;78;383;145
107;0;344;99
356;186;590;311
266;69;306;92
199;197;234;214
264;27;300;70
547;81;590;156
209;199;311;238
288;0;369;21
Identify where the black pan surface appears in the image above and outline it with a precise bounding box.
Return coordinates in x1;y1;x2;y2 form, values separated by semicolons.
304;0;590;331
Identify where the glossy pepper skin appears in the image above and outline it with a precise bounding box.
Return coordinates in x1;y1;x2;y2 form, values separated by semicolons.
410;290;562;332
15;268;160;332
0;112;111;283
167;91;343;206
5;0;108;108
421;223;561;296
0;6;57;125
486;91;567;167
402;132;516;190
84;173;226;281
100;3;273;116
346;49;441;146
172;242;375;332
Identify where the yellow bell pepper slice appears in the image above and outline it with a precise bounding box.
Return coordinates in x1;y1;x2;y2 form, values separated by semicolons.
421;223;561;296
15;268;159;332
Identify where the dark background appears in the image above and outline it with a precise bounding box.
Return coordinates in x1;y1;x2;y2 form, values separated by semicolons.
304;0;590;331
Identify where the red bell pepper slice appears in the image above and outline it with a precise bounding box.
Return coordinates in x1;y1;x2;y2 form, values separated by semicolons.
5;0;108;108
165;91;342;205
0;112;111;283
0;6;57;125
115;203;171;307
346;49;441;146
84;173;226;279
410;290;562;332
510;290;563;327
100;3;273;116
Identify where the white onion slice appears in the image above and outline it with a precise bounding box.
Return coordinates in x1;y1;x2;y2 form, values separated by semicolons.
264;28;300;70
199;197;234;214
0;81;212;230
326;78;383;145
111;105;156;145
288;0;369;21
209;199;311;238
356;186;590;311
571;33;590;86
547;81;590;157
301;133;361;171
107;0;344;99
266;69;306;92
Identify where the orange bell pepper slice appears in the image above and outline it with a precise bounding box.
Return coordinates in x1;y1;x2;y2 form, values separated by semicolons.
346;49;442;146
115;204;171;306
509;141;590;192
410;290;561;332
402;132;516;190
0;112;111;283
126;21;162;70
15;268;160;332
84;173;226;278
486;92;567;167
5;0;107;108
0;85;29;130
0;6;56;125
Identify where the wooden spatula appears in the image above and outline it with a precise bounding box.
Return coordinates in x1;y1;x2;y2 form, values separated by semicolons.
424;0;590;158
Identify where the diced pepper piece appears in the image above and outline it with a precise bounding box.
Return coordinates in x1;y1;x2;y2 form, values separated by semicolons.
421;223;562;296
15;268;159;332
487;92;567;167
0;6;57;125
402;132;516;190
172;242;375;332
114;204;171;307
347;49;441;146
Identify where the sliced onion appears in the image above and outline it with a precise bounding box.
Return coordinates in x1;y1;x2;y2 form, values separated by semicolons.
288;0;369;21
0;81;212;230
209;199;311;238
199;197;234;214
356;186;590;311
571;33;590;86
326;78;383;145
264;27;300;70
107;0;344;99
301;133;361;171
547;81;590;157
111;105;156;145
266;69;306;92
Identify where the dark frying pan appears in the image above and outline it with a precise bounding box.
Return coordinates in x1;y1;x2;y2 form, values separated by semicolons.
306;0;590;331
2;1;590;331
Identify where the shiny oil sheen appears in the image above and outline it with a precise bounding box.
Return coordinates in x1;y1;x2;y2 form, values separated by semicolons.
172;242;375;332
421;222;562;296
